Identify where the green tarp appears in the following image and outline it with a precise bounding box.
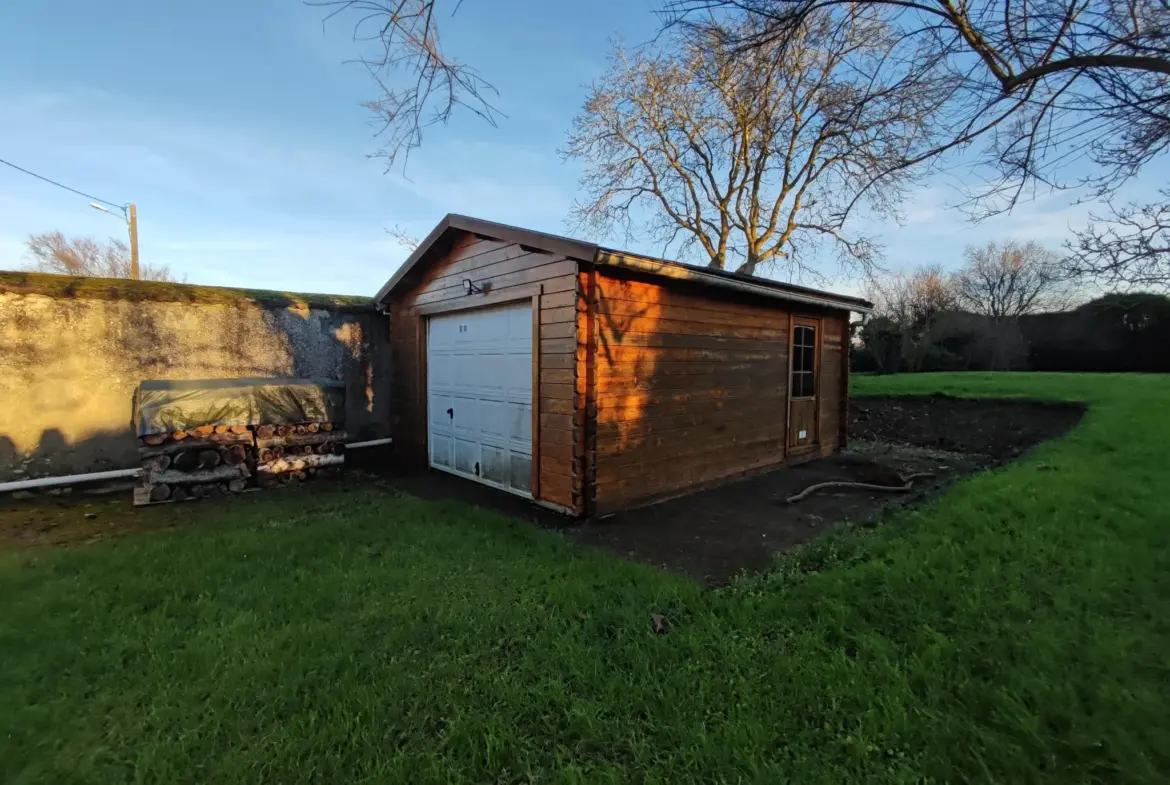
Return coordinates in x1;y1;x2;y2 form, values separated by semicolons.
134;378;345;436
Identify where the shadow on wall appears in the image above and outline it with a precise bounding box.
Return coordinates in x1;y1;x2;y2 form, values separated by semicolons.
0;427;137;482
590;268;789;512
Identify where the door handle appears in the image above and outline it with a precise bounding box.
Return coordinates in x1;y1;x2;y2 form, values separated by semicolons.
446;407;453;418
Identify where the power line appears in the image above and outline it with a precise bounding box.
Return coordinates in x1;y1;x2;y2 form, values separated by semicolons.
0;156;124;210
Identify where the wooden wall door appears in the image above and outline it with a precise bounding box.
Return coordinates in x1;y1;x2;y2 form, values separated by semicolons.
788;316;820;451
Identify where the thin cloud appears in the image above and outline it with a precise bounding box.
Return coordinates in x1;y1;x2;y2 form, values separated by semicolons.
0;88;575;293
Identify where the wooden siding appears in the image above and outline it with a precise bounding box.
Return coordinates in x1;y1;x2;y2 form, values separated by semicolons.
585;269;850;514
388;231;581;510
818;313;848;457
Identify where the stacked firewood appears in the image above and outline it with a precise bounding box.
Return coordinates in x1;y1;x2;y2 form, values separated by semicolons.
133;421;345;505
254;422;346;488
135;425;254;505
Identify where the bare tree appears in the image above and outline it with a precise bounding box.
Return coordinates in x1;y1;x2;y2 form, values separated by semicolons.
25;232;178;282
1064;189;1170;288
563;12;940;278
313;0;501;168
952;240;1070;320
386;224;420;251
666;0;1170;214
867;264;955;328
862;265;955;373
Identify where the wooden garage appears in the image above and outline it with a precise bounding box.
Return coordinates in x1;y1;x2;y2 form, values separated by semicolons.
376;214;873;517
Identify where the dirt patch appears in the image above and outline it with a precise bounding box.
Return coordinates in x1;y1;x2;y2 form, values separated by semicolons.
849;394;1084;461
567;395;1084;584
386;470;567;528
0;478;357;549
0;493;179;549
566;446;973;584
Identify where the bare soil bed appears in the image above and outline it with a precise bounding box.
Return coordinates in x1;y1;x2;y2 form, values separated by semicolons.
566;395;1084;583
849;394;1085;461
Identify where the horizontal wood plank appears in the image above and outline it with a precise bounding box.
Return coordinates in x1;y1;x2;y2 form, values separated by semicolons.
596;369;784;394
596;383;784;410
596;296;791;331
595;401;785;442
596;437;784;485
422;241;528;285
540;397;575;415
594;452;786;511
540;382;575;400
540;322;575;340
540;456;574;478
594;332;784;351
598;429;785;470
540;413;575;432
540;306;577;325
599;275;796;316
541;426;575;446
409;261;578;307
541;290;577;309
540;337;576;354
594;345;781;365
597;358;783;379
595;417;785;455
596;396;779;424
599;316;785;340
540;368;574;385
539;353;576;369
539;472;573;506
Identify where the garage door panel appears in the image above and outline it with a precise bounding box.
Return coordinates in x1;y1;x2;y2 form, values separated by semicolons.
510;454;533;493
427;301;536;498
508;306;532;342
429;316;459;347
506;355;531;398
429;393;451;428
451;394;479;433
430;359;453;388
478;398;510;440
512;404;532;443
430;434;453;469
455;353;493;391
480;444;509;485
453;438;478;475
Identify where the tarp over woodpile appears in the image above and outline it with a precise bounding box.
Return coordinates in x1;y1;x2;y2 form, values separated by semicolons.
133;378;345;435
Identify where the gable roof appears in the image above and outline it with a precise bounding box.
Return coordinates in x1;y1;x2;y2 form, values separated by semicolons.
376;214;874;313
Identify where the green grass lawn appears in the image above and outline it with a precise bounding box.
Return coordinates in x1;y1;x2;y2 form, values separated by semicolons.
2;373;1169;784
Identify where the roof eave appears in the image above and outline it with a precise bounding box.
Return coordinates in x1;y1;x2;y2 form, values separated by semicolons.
373;215;454;303
594;250;874;314
375;214;597;303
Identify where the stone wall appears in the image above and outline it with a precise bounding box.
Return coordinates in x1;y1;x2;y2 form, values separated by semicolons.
0;272;390;482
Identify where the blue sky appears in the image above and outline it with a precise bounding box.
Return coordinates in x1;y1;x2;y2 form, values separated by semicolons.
0;0;1163;297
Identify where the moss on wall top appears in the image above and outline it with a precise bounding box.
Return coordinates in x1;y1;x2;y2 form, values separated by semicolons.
0;271;376;313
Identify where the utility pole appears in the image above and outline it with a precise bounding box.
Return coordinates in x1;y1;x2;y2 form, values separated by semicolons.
90;201;141;279
127;203;139;280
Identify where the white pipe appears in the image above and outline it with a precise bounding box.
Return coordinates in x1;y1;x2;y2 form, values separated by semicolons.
0;468;141;494
346;437;393;449
0;437;393;494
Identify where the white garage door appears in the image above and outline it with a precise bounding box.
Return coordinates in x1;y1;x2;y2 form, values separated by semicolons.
427;301;534;497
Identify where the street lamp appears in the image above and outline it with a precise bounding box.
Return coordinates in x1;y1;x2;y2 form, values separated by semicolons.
89;201;139;280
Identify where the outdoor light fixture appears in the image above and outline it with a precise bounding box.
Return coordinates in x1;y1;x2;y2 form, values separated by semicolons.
462;278;484;295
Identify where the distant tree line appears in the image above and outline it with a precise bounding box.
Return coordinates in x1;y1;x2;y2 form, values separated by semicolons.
854;241;1170;374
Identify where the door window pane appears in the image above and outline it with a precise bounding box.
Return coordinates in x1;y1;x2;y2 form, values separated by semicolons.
790;325;817;398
